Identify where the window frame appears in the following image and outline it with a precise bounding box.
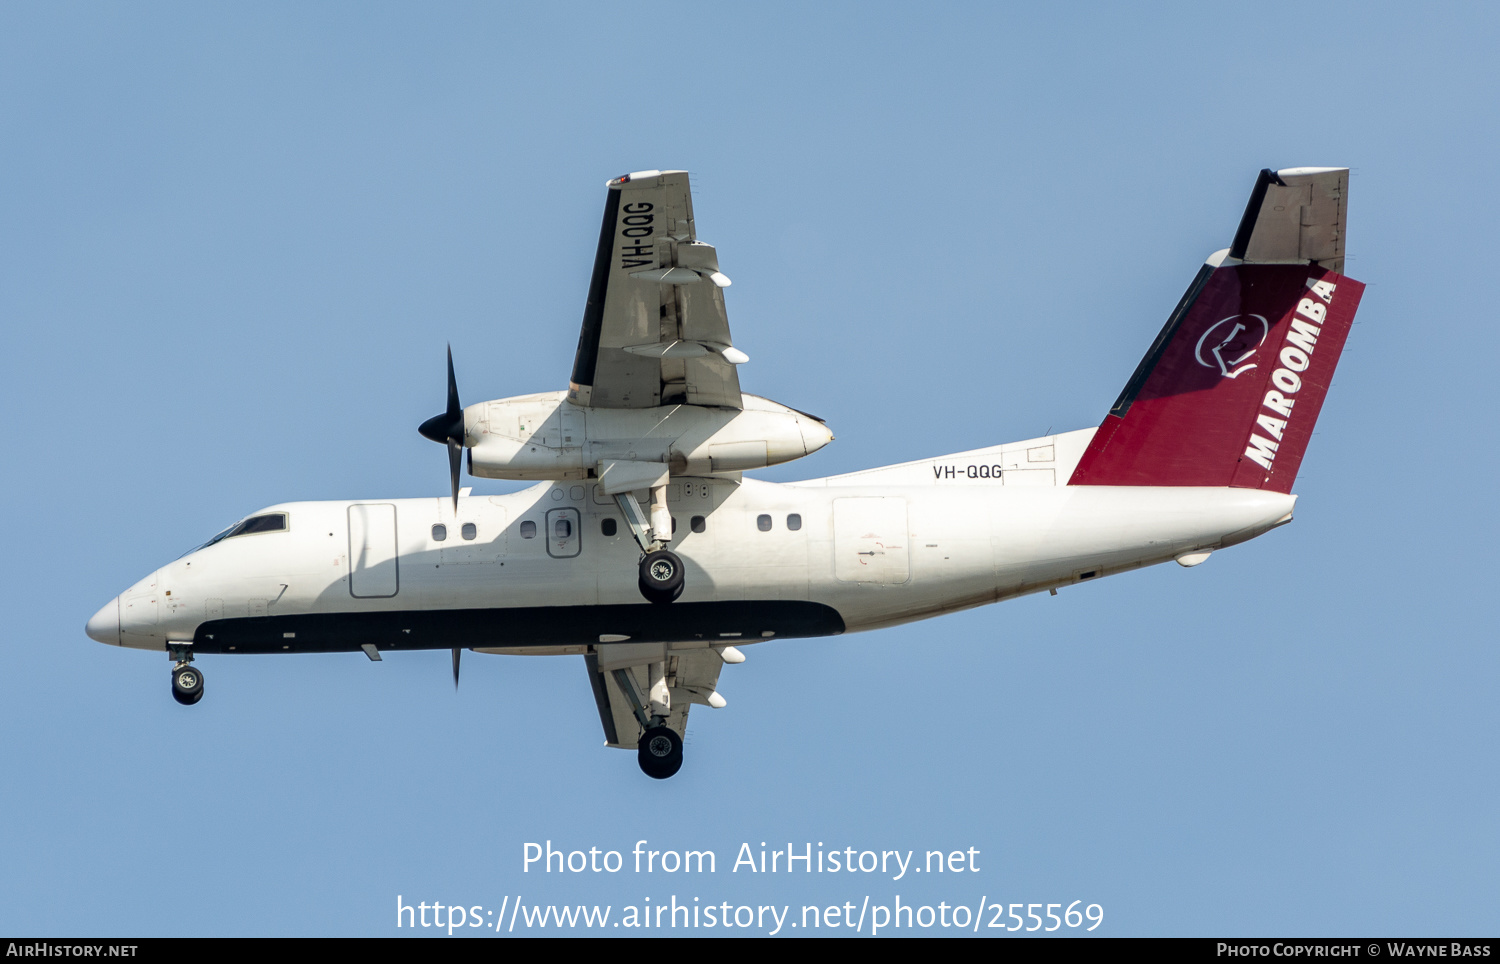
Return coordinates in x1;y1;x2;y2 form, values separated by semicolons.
197;512;290;551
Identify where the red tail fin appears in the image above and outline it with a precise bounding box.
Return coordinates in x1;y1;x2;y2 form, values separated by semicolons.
1070;166;1363;493
1069;260;1363;492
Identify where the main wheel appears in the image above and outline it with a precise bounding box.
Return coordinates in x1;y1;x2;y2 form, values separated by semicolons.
171;664;204;705
637;725;683;779
638;549;685;604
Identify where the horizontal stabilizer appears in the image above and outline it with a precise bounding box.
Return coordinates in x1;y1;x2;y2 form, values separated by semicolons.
1230;167;1347;273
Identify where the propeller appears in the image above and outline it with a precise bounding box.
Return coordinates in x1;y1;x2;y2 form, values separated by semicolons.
452;647;461;690
418;344;466;511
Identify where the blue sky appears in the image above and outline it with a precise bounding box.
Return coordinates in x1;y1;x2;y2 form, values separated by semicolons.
1;2;1496;936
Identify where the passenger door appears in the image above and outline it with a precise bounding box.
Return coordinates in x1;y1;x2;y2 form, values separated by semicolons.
348;503;399;597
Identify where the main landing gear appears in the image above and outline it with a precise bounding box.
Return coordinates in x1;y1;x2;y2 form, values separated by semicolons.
638;726;683;779
639;549;684;604
611;666;685;779
169;645;203;706
614;486;685;605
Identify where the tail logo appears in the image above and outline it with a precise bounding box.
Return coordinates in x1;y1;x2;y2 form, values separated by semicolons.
1195;314;1269;379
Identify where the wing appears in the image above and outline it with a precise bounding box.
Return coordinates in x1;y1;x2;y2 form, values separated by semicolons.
584;648;726;749
568;170;745;410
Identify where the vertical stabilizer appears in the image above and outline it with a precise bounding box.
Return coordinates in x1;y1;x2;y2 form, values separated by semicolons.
1069;168;1364;493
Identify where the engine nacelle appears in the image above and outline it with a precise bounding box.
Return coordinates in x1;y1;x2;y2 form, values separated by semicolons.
465;392;833;482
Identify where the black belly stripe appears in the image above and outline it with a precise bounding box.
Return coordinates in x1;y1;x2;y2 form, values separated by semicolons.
193;601;845;654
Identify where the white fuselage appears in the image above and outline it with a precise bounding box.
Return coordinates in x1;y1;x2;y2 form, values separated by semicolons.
88;429;1296;656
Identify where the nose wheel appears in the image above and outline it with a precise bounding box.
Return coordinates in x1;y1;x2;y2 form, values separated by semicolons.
637;725;683;779
169;647;204;705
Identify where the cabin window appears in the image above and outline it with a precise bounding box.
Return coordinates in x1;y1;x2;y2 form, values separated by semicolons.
690;516;705;533
786;513;802;531
432;524;447;542
554;518;573;539
757;514;772;531
461;523;477;541
601;518;617;537
520;521;537;539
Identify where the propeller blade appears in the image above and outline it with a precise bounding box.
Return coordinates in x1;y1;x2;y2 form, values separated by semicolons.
448;438;462;510
445;344;461;421
452;647;461;690
419;344;468;507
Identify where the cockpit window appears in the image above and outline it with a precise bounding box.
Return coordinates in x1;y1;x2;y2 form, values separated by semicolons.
233;514;288;537
196;513;289;551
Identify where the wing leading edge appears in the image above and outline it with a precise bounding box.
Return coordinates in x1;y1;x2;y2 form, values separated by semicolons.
568;171;744;411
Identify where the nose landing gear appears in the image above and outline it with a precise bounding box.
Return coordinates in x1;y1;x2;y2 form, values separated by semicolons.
169;645;203;705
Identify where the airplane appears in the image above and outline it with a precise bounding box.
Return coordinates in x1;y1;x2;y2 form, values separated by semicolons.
85;167;1363;779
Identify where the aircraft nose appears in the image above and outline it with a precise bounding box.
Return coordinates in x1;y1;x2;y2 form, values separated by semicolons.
86;598;120;645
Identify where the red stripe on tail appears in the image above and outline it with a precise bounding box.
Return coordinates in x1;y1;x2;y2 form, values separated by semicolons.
1069;263;1363;493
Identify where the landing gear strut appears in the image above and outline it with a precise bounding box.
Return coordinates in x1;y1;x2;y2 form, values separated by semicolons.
614;487;685;605
169;645;203;706
612;667;685;779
